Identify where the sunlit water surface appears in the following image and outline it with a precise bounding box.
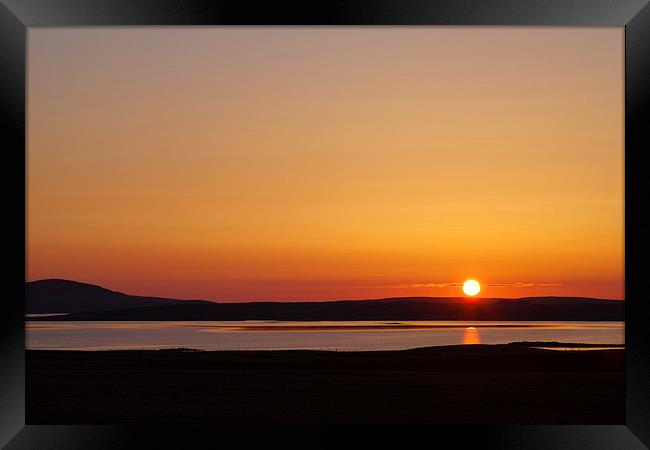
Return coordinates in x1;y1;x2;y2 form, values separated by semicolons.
26;320;624;351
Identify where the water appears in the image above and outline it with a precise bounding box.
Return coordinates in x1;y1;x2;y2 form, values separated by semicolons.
25;320;624;351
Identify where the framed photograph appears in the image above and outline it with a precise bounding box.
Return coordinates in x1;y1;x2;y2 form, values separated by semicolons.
2;0;649;448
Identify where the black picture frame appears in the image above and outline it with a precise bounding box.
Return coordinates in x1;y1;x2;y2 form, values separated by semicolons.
2;0;649;448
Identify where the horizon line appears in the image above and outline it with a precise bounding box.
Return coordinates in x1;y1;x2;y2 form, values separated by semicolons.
26;278;624;303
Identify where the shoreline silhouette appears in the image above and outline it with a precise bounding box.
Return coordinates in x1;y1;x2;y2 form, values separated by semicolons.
27;342;624;424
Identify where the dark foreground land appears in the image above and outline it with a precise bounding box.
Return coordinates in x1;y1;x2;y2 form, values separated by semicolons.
27;343;624;425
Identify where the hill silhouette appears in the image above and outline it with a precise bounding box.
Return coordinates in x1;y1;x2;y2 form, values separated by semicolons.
26;279;211;314
26;279;624;321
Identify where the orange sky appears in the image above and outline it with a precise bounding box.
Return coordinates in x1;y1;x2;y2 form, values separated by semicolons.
27;27;624;301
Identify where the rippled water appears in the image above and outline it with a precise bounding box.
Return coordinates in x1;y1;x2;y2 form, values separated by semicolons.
25;320;624;351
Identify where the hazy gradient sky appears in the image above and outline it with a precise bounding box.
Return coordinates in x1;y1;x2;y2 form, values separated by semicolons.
27;27;624;301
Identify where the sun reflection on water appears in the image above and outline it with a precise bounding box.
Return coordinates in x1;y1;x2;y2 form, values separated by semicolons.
463;326;481;344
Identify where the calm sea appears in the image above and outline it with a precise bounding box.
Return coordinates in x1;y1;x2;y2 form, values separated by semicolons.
25;320;624;351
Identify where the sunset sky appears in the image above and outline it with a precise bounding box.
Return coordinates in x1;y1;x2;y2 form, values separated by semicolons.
27;27;624;301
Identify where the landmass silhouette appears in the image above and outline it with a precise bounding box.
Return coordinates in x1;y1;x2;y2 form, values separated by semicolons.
26;279;624;321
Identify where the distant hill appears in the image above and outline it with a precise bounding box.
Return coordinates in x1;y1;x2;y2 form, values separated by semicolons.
26;279;624;321
26;279;211;314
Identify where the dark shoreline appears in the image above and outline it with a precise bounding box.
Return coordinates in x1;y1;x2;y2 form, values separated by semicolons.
27;343;624;424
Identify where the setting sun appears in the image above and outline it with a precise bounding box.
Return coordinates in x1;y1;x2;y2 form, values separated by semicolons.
463;280;481;296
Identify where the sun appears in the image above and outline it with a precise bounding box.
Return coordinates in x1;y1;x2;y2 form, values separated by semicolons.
462;279;481;296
